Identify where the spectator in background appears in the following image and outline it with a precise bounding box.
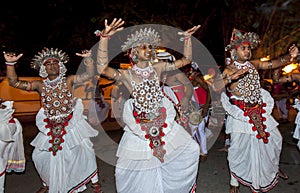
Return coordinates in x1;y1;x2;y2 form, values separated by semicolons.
272;82;289;123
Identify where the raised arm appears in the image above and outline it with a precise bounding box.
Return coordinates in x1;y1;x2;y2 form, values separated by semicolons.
172;25;201;69
3;51;41;92
68;49;95;85
96;18;124;80
251;44;298;70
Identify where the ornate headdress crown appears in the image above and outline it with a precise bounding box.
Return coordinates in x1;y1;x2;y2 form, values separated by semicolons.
225;28;260;51
121;28;161;52
31;47;69;70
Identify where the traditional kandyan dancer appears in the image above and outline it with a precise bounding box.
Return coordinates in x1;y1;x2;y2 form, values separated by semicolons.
3;48;103;193
292;97;300;150
95;18;200;193
207;29;298;193
0;100;25;192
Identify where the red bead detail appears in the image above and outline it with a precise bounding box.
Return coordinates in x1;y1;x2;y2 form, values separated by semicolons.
160;132;165;137
263;138;269;144
163;123;168;128
162;114;166;119
162;149;166;154
153;151;157;156
243;112;248;116
161;107;166;113
61;138;65;143
261;109;266;113
262;117;266;121
240;103;244;109
161;141;165;145
43;118;48;122
68;114;73;119
252;126;257;131
9;118;15;123
149;142;154;148
49;147;53;151
141;126;146;131
256;134;261;139
58;146;62;150
263;125;267;130
263;103;266;107
47;132;52;136
52;151;56;156
184;123;188;127
45;124;50;128
61;130;66;135
249;120;253;124
49;140;53;143
133;111;138;117
63;122;68;126
266;132;270;137
145;134;150;139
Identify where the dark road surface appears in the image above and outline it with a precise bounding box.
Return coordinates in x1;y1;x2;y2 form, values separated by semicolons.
5;108;300;193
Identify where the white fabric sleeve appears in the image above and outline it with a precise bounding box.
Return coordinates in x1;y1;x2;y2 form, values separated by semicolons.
220;92;249;122
162;97;176;135
260;88;274;114
122;99;145;139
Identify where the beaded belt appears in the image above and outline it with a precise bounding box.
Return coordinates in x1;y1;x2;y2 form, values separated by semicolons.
229;95;270;144
133;107;167;162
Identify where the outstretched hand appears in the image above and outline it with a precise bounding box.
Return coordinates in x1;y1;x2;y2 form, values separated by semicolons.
75;49;92;58
178;25;201;37
289;44;298;61
3;51;23;63
101;18;125;36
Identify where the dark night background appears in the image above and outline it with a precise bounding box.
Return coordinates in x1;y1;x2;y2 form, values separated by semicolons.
1;0;300;76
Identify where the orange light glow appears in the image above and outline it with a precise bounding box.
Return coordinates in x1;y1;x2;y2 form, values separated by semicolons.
203;74;213;81
282;63;298;74
156;48;166;53
260;55;270;62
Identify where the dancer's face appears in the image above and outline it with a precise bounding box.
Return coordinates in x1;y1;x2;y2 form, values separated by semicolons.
44;59;60;77
235;43;252;62
136;43;153;61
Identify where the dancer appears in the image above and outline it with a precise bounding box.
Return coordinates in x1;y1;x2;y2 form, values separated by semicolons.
292;96;300;150
189;68;211;162
0;99;25;193
96;18;200;193
207;29;298;193
3;48;102;193
158;52;195;129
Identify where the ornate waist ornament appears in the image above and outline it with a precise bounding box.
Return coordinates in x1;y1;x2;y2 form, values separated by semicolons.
133;107;167;162
229;95;270;144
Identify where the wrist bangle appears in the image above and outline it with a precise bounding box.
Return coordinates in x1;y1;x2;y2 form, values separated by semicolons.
100;33;110;39
226;74;232;83
5;61;16;66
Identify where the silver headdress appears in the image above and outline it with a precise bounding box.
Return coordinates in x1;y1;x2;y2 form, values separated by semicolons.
121;28;161;52
31;48;69;78
225;28;260;51
31;48;69;69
